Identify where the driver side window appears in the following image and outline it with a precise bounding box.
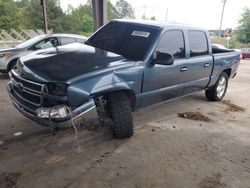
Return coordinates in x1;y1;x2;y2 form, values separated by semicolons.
156;30;185;59
33;37;59;50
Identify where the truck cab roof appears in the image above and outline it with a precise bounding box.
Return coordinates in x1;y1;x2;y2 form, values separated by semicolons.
112;19;206;31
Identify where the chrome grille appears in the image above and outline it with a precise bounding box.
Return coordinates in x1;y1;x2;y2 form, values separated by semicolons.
10;71;43;94
9;70;45;106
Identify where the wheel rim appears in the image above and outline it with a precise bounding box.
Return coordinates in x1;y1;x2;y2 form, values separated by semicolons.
217;76;226;98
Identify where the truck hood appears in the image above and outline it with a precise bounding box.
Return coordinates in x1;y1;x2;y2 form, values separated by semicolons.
19;43;129;83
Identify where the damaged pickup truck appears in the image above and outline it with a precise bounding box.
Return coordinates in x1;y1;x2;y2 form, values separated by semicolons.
7;20;240;138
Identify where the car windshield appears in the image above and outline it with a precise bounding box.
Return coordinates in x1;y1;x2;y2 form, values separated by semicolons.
15;35;46;48
86;21;161;61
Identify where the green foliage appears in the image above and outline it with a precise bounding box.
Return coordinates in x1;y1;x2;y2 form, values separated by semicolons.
108;0;121;20
0;0;19;29
236;7;250;43
62;3;94;34
0;0;134;34
150;16;156;20
115;0;135;19
24;0;64;31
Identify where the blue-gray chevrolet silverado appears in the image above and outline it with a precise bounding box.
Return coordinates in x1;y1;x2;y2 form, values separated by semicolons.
7;19;240;139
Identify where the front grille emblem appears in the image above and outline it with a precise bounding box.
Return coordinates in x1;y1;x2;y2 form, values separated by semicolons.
16;82;24;91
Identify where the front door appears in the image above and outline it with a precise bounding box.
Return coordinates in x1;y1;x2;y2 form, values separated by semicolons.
141;30;188;107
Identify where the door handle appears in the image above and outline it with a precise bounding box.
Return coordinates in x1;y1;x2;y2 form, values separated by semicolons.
204;63;210;68
180;67;188;72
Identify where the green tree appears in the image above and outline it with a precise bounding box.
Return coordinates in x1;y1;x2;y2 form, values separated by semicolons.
24;0;64;32
108;0;121;20
0;0;20;29
0;0;134;34
115;0;135;19
150;16;156;20
62;3;94;34
236;7;250;43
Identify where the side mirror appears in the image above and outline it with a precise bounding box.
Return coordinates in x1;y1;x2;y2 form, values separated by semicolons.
152;52;174;66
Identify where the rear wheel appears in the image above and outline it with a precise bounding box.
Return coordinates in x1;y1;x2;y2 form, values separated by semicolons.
108;92;134;139
205;72;228;101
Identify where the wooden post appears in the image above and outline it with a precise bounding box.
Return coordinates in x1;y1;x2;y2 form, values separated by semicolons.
92;0;108;31
41;0;48;34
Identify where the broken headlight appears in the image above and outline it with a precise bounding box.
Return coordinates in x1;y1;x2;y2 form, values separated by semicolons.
46;83;69;96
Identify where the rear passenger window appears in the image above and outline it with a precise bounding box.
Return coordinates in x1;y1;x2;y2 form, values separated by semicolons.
156;30;185;59
188;31;208;57
60;37;76;45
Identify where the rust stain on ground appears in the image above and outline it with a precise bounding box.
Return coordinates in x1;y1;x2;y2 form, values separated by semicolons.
220;100;245;112
178;112;211;122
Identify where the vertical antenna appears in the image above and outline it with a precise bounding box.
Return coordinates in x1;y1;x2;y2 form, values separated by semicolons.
166;8;169;22
218;0;227;36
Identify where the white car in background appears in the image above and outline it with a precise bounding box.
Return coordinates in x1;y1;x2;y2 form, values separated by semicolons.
0;34;87;73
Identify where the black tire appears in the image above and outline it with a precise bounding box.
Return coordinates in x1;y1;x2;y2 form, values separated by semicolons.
205;72;228;101
108;92;134;139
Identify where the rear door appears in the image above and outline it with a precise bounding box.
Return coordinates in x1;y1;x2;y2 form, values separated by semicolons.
183;31;213;94
141;30;188;107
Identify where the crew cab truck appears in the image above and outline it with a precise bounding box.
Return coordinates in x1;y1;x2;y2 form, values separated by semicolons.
7;20;240;139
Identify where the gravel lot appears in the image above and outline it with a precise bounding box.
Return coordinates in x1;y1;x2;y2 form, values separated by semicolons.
0;60;250;188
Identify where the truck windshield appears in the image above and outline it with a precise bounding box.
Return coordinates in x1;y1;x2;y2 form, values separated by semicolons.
86;21;161;61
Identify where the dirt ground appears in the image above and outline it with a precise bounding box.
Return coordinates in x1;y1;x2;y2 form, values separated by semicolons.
0;60;250;188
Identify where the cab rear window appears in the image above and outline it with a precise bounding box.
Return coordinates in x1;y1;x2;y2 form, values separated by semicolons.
188;31;208;57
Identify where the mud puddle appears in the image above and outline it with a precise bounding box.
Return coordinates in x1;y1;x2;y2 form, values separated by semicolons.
178;112;211;122
0;172;22;188
199;172;226;188
220;100;245;112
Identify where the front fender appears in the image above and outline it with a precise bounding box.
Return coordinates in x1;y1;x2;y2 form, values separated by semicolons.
67;66;144;108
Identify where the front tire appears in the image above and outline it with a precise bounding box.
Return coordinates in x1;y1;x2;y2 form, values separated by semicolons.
108;92;134;139
205;72;228;101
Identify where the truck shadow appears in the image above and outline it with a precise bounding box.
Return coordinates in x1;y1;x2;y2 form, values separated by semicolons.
0;73;9;80
1;92;209;155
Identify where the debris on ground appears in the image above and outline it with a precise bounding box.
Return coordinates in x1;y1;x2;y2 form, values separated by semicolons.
94;152;112;163
208;112;217;116
46;155;66;165
86;124;98;131
199;172;226;188
220;100;245;112
0;172;22;188
152;128;155;132
178;112;211;122
0;140;4;146
13;132;23;136
173;126;176;128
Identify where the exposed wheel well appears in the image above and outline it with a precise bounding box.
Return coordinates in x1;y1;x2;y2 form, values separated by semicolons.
223;68;232;78
93;89;136;111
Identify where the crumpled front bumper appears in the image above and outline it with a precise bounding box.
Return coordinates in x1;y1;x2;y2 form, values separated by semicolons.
7;82;96;128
